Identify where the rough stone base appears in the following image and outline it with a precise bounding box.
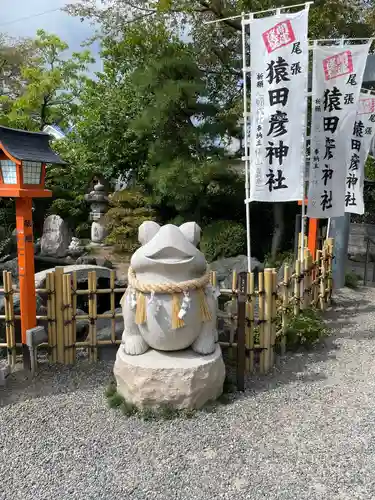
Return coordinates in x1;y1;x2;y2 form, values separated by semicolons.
113;345;226;410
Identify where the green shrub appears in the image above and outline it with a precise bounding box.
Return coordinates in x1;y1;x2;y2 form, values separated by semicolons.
75;222;91;239
264;250;294;269
47;195;89;232
200;220;246;262
345;272;360;289
104;188;156;253
108;392;125;409
285;308;328;349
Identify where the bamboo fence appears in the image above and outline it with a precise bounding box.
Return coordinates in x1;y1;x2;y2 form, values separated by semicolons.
0;238;334;383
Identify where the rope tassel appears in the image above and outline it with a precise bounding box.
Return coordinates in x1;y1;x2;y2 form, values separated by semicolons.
198;289;212;323
172;294;185;329
135;292;147;325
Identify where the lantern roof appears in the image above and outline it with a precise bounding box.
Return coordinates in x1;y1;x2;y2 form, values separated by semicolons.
0;126;66;164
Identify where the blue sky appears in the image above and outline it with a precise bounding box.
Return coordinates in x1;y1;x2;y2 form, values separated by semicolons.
0;0;101;72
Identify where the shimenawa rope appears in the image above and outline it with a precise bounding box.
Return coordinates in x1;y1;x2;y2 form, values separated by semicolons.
126;266;212;328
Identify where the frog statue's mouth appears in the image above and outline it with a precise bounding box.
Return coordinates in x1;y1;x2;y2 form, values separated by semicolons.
145;247;194;265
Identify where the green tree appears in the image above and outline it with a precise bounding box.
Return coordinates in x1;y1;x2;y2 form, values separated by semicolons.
0;29;94;131
0;35;36;100
65;0;375;257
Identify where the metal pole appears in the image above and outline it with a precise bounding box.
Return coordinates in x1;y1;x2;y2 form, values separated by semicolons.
242;13;252;272
300;13;313;262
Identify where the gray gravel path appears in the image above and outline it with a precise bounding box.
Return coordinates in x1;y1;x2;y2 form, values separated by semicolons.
2;286;375;500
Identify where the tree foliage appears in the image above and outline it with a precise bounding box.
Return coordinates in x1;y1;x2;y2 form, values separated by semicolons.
61;0;375;257
0;30;94;131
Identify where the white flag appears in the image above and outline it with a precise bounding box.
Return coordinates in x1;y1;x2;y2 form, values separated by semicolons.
307;43;371;218
345;94;375;215
249;8;308;202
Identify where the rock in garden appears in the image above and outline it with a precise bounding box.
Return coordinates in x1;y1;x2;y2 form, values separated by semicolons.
84;308;123;361
76;254;97;266
114;345;226;409
40;215;71;258
68;237;85;257
209;255;263;289
0;257;19;280
34;264;114;289
95;308;124;341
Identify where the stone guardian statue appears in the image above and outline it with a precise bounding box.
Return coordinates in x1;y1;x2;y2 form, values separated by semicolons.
114;221;225;409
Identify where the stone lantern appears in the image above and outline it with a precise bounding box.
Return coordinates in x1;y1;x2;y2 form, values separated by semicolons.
85;181;109;244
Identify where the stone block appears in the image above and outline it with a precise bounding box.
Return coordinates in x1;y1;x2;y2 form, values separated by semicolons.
114;345;225;409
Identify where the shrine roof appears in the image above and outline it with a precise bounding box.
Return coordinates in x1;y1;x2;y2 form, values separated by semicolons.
0;126;66;164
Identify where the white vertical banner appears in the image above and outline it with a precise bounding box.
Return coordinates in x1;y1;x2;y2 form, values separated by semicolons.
345;94;375;215
249;8;308;202
307;42;371;218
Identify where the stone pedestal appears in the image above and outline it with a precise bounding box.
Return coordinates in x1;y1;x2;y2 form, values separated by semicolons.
114;345;225;410
85;182;109;245
91;220;108;244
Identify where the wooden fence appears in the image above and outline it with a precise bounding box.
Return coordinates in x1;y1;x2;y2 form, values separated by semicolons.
0;238;334;387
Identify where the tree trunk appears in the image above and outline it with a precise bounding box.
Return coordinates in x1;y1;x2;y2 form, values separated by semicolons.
271;202;284;260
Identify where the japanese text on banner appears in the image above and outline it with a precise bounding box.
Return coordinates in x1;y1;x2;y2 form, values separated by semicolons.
345;94;375;215
249;8;308;202
307;43;371;218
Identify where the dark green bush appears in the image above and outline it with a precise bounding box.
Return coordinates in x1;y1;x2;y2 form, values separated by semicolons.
47;195;89;232
200;220;246;263
103;188;156;253
285;308;328;349
345;272;360;289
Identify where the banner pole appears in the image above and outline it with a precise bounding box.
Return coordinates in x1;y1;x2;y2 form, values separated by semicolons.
325;37;344;242
300;4;312;262
242;13;252;272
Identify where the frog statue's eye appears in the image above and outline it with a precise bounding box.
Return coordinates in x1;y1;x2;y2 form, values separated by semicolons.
179;222;201;247
138;221;161;245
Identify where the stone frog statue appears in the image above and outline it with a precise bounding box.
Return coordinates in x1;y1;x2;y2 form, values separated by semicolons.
120;221;219;356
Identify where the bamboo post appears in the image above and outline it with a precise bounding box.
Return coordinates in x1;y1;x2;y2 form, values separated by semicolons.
303;249;310;309
110;270;116;345
294;260;301;317
46;273;53;363
271;269;277;369
323;243;329;308
72;271;77;362
281;264;290;356
246;272;255;372
314;250;320;307
54;267;65;363
6;272;16;367
63;274;74;365
62;274;68;364
258;271;265;373
47;271;57;363
88;271;98;362
4;271;10;366
327;237;334;303
319;247;326;311
4;271;15;367
263;269;273;373
229;270;237;360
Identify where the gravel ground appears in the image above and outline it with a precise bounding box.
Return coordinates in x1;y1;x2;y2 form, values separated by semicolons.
1;286;375;500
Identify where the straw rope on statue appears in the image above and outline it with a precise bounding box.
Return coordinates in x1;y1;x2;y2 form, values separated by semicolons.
125;266;212;330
